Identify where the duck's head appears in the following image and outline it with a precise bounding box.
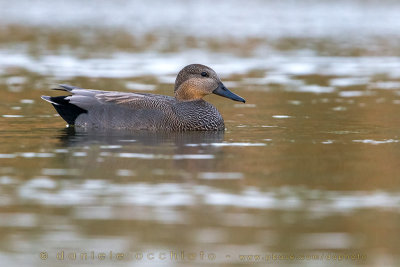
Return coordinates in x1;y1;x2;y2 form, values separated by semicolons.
174;64;245;103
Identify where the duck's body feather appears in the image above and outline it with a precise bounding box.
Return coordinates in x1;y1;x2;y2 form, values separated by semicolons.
42;84;224;131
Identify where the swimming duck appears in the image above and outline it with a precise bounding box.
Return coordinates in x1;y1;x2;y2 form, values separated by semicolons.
41;64;245;131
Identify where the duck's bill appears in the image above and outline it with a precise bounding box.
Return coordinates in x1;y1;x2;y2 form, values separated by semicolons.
213;82;246;103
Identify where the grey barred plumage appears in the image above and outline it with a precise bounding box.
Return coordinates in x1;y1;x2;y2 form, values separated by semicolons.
41;64;245;131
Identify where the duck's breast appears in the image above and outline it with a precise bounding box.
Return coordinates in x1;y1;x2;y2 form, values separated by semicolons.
172;100;224;131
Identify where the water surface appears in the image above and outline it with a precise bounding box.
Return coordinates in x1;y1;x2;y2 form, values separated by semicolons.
1;1;400;266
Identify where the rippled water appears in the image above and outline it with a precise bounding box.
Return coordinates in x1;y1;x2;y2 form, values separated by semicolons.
1;1;400;266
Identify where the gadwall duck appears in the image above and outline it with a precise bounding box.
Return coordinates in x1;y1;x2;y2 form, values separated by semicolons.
41;64;245;131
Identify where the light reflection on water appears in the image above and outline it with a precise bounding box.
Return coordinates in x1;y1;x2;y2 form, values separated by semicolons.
1;1;400;266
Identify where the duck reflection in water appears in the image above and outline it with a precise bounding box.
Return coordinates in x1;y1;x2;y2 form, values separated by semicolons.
56;127;225;175
58;127;224;147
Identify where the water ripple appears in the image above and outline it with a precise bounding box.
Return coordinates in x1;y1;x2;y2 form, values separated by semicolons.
352;139;399;145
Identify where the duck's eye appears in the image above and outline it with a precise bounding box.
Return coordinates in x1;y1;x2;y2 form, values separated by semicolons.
201;72;209;77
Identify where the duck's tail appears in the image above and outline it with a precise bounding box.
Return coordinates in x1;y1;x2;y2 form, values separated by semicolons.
41;84;87;125
52;84;81;92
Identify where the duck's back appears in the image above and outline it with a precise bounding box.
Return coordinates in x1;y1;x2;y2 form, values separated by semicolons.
74;91;177;130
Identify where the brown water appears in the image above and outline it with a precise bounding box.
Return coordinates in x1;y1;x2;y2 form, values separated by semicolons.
1;1;400;266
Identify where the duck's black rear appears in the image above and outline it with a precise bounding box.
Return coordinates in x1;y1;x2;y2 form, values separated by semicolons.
41;95;87;125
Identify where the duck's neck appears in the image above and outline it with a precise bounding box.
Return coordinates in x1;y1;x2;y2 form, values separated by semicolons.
175;84;206;102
